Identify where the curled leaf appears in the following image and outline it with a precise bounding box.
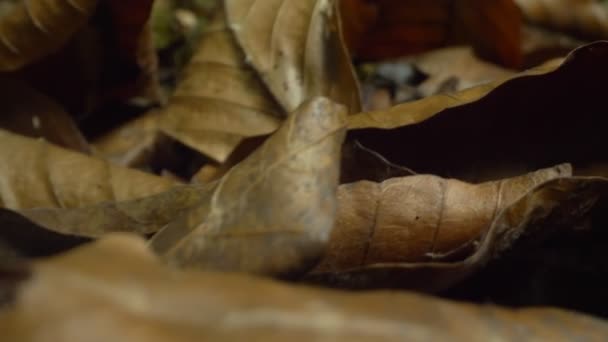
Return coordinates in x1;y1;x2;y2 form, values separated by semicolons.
150;97;347;276
98;7;266;165
307;170;608;291
0;0;98;71
225;0;361;114
0;129;175;211
97;0;360;164
310;165;568;278
349;42;608;182
156;6;283;162
348;57;561;131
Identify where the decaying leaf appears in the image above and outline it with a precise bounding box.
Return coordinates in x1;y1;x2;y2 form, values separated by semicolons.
348;42;608;182
3;97;345;265
225;0;361;114
307;171;608;291
308;164;569;286
0;0;98;71
3;234;608;341
96;0;360;164
0;129;176;210
0;76;89;153
149;97;346;276
515;0;608;38
12;184;209;238
8;0;161;118
348;56;561;131
157;6;283;162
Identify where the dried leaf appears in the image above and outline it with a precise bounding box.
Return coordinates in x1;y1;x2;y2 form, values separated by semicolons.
0;129;175;210
14;184;207;238
308;175;608;291
3;97;345;264
149;97;346;276
7;0;159;121
3;234;608;341
98;0;360;164
92;5;280;164
157;7;283;162
225;0;361;114
0;0;98;71
307;164;573;289
515;0;608;38
349;42;608;181
349;57;559;131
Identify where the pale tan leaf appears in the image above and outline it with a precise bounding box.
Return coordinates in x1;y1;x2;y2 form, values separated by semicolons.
0;129;205;238
0;0;98;71
149;97;347;275
225;0;361;114
96;0;360;164
2;234;608;341
14;184;209;237
95;8;282;164
7;97;345;248
0;129;175;210
157;7;284;162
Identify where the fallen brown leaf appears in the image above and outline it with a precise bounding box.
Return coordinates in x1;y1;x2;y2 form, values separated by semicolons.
308;164;572;289
149;97;347;276
307;173;608;291
0;129;175;211
349;57;559;131
349;42;607;183
225;0;361;114
0;0;98;71
96;0;360;165
157;6;283;162
2;97;345;269
2;234;608;341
